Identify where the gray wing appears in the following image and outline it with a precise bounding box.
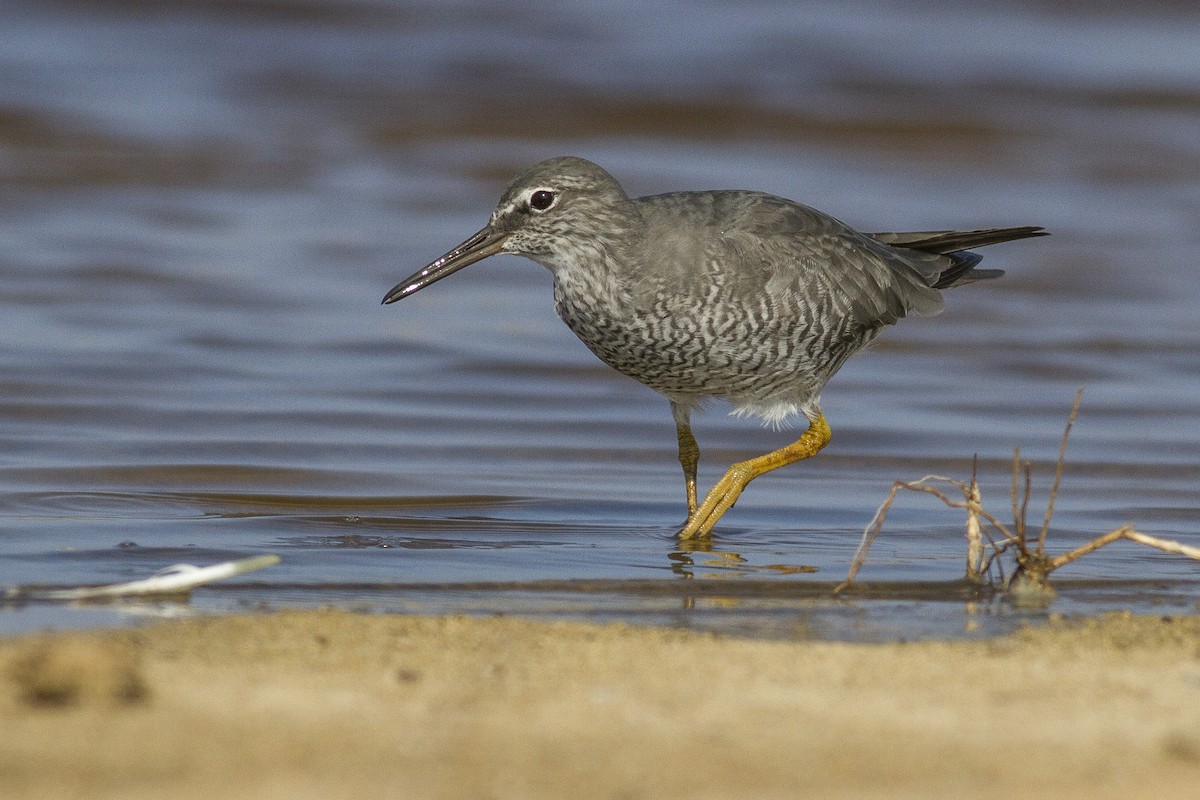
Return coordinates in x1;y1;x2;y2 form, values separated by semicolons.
637;191;954;323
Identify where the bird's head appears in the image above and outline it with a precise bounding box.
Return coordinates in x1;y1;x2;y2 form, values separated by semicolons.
382;156;636;304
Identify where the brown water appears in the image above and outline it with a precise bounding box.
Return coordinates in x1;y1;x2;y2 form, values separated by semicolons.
1;0;1198;639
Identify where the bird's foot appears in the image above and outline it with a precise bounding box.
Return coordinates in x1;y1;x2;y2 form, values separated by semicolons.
676;467;751;540
674;414;831;540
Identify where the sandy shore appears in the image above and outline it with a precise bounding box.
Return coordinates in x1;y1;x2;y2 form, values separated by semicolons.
1;610;1198;799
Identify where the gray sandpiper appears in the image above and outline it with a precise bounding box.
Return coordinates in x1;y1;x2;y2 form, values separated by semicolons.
383;156;1045;539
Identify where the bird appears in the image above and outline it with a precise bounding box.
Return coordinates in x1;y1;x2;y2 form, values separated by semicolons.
383;157;1045;539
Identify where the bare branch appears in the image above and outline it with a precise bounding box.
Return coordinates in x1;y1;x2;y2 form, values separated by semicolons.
836;476;960;594
1120;529;1200;560
1038;388;1084;554
965;470;985;583
1050;525;1200;570
847;390;1199;599
1021;461;1033;550
1010;446;1022;543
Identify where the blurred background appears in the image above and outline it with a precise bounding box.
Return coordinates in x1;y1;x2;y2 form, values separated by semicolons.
1;0;1197;637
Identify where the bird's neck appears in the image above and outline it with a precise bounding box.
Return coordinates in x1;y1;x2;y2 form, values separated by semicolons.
547;229;646;334
550;245;630;309
546;203;645;300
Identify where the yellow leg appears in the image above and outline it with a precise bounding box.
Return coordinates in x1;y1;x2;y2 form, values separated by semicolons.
677;410;831;540
671;402;699;515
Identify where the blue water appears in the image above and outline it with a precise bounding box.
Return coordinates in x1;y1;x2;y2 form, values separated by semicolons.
1;0;1197;640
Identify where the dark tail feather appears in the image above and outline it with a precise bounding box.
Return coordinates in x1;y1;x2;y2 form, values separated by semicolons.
871;226;1046;289
870;226;1048;254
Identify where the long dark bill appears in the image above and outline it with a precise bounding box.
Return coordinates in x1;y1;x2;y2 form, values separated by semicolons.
381;227;509;304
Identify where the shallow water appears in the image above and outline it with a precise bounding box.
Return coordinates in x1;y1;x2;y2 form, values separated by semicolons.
1;0;1198;640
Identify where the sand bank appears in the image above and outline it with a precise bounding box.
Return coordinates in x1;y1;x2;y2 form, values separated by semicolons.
2;610;1198;799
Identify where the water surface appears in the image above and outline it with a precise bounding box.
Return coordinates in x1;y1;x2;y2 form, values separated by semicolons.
1;0;1198;640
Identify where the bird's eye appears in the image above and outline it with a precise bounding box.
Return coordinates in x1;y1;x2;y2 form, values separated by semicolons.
529;189;556;212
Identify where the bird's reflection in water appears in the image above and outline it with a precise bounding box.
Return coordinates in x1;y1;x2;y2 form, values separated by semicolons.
667;537;818;610
671;537;818;575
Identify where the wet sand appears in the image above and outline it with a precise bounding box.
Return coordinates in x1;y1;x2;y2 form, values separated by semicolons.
2;611;1198;799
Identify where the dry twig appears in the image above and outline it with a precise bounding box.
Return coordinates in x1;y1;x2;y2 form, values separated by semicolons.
836;389;1200;599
